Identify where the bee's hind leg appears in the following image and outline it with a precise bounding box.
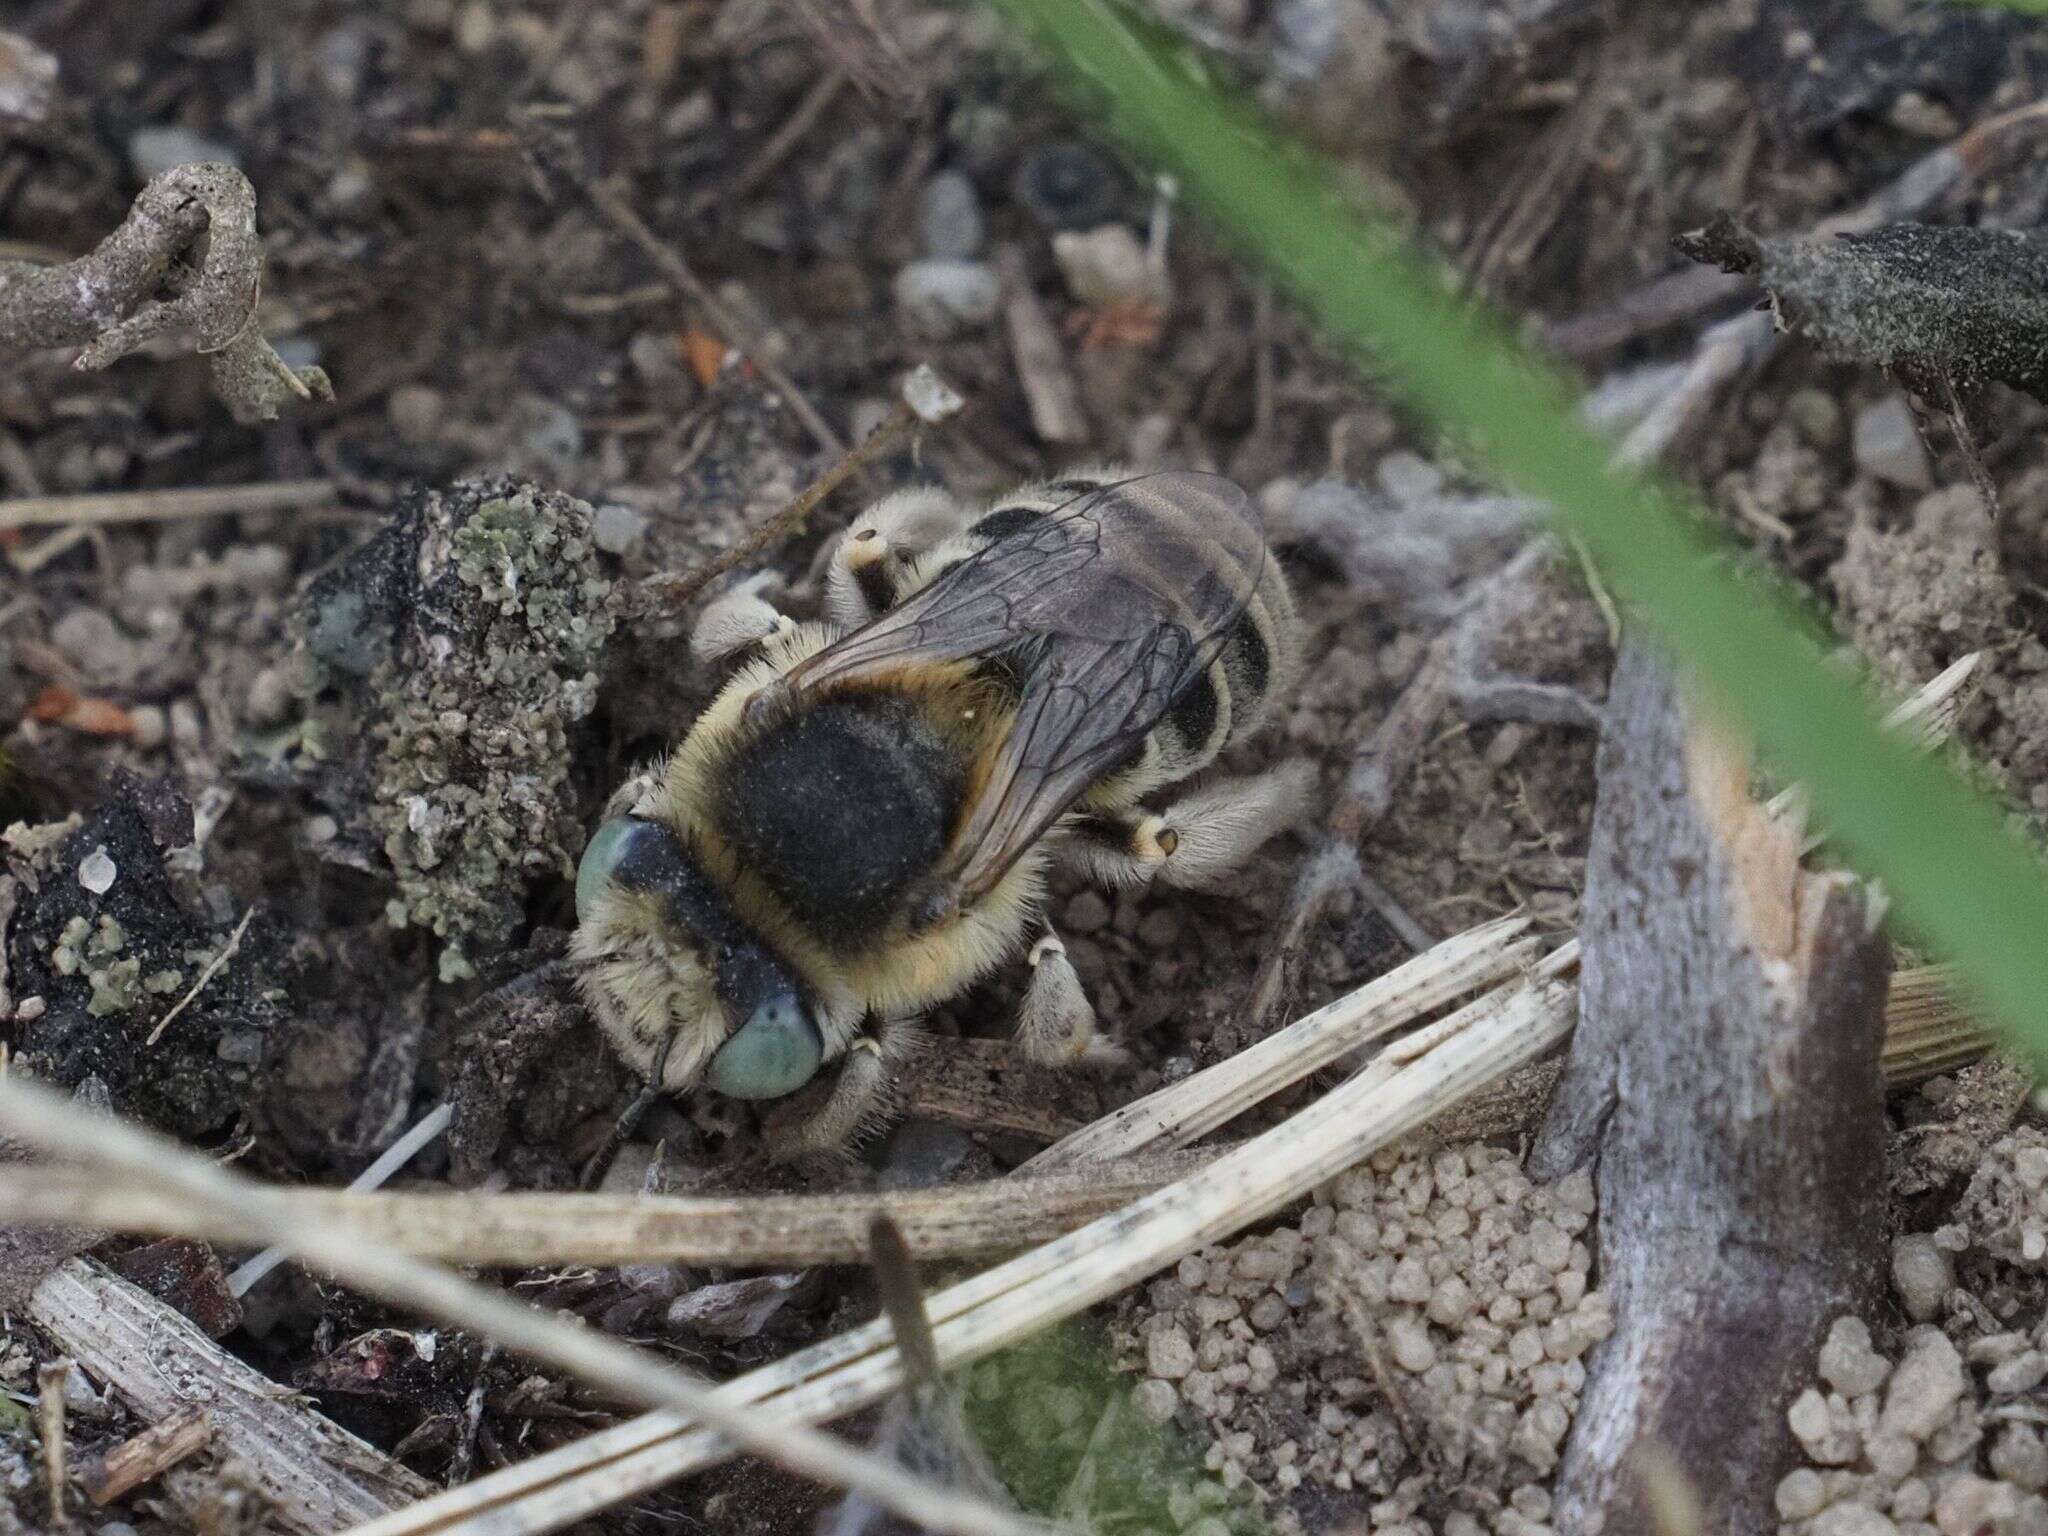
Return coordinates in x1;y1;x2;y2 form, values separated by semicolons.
1064;760;1319;892
768;1015;923;1162
1016;930;1123;1068
690;572;796;666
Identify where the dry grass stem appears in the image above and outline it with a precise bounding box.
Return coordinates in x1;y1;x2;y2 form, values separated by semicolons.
0;1079;1060;1536
37;1359;67;1527
1026;913;1536;1171
0;480;337;531
0;1145;1216;1268
1882;965;1989;1085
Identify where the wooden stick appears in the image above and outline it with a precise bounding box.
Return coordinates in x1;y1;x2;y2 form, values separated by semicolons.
29;1261;432;1532
0;1146;1216;1268
0;479;336;531
77;1407;212;1507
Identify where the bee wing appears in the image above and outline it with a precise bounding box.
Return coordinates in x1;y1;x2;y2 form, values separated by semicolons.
775;472;1265;906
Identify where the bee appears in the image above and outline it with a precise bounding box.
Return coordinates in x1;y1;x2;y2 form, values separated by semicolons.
572;468;1311;1154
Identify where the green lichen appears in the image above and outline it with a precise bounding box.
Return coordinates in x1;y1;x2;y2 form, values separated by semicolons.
86;956;142;1017
51;915;90;977
361;481;616;983
144;969;184;994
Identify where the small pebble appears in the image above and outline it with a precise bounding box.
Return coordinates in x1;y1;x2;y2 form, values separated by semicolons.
1063;890;1111;935
1819;1316;1891;1397
1132;1377;1179;1425
245;666;292;727
1787;388;1844;447
130;124;241;177
917;170;985;260
1878;1328;1965;1443
51;608;138;684
1891;1234;1953;1322
387;384;446;445
0;33;58;127
1853;395;1933;492
893;260;1001;335
1052;224;1166;309
1777;1467;1828;1521
128;705;166;751
592;503;650;557
78;846;116;894
1814;1505;1899;1536
1147;1326;1196;1381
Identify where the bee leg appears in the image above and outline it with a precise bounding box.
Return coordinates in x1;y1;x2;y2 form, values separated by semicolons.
1058;809;1179;888
689;572;796;666
825;487;969;627
1061;761;1316;892
1149;760;1320;891
1016;931;1117;1067
769;1017;922;1162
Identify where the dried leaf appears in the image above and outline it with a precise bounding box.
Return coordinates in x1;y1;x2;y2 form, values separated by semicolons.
679;330;728;389
28;687;135;737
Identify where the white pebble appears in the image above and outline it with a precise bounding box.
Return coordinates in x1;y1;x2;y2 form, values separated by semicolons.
1891;1234;1953;1322
78;846;116;894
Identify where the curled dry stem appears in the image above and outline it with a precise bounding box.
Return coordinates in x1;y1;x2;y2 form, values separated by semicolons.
0;163;332;424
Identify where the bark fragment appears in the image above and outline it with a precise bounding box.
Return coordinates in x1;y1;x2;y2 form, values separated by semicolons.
1532;639;1891;1534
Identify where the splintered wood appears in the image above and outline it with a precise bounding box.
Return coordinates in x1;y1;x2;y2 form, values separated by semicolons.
1532;641;1890;1535
29;1260;433;1533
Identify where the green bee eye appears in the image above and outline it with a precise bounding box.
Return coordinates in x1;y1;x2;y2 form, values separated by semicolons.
706;994;822;1099
576;816;648;922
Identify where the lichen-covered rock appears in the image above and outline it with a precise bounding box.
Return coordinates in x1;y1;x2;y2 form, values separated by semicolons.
5;787;287;1135
294;478;614;982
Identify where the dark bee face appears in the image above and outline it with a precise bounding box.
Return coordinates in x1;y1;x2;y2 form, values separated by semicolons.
575;815;822;1099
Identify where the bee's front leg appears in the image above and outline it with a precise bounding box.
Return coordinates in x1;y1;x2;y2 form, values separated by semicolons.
768;1016;922;1162
689;572;797;666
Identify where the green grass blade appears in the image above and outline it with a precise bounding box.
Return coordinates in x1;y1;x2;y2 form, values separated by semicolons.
985;0;2048;1056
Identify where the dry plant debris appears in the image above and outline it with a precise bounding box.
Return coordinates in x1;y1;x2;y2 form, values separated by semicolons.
0;165;331;424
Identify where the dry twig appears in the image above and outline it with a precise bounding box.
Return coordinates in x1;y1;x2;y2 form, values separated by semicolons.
0;165;332;424
630;365;961;619
522;113;847;457
77;1408;212;1508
